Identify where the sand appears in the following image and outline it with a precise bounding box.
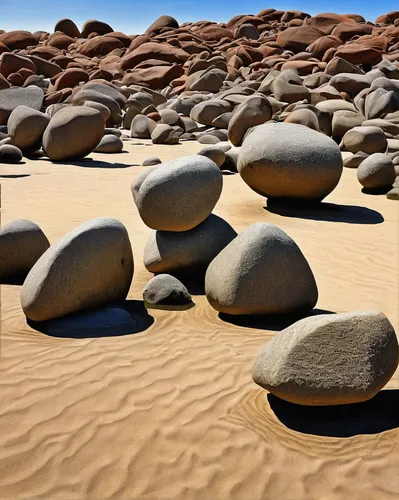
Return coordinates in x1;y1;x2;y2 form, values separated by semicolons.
0;139;398;500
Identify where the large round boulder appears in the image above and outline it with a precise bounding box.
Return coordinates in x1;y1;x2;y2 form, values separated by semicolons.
205;223;318;315
132;155;223;232
7;106;50;153
252;311;398;405
144;214;237;274
21;217;134;321
42;106;104;161
237;123;343;201
0;219;50;279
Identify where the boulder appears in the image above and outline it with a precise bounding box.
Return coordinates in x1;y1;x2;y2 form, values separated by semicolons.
95;134;123;153
43;106;104;161
252;311;398;405
238;123;343;201
21;217;134;321
151;123;180;145
205;222;318;315
0;219;50;279
357;153;396;189
54;18;80;38
0;86;44;125
81;20;114;38
144;214;237;274
0;144;23;163
132;155;222;231
142;156;161;166
228;95;272;146
143;274;193;309
7;106;50;153
341;126;387;154
197;145;226;168
130;114;157;139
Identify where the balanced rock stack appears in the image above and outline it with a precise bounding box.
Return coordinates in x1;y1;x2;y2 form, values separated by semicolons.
132;155;237;277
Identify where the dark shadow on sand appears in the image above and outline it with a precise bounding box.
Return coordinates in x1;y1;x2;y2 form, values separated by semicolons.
265;199;384;225
268;390;399;437
361;186;392;195
27;300;154;339
28;157;137;168
0;173;29;178
219;309;335;332
0;273;26;285
157;269;206;296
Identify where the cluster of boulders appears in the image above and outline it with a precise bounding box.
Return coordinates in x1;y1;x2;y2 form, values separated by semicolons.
0;11;398;197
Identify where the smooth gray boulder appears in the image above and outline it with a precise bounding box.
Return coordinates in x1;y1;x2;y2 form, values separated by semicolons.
205;223;318;315
151;123;180;145
142;156;161;166
21;217;134;321
144;214;237;274
95;134;123;153
357;153;396;189
228;95;273;147
7;106;50;153
0;219;50;279
84;100;111;122
130;114;157;139
132;155;223;232
43;106;104;161
252;311;398;405
238;123;343;201
143;274;193;309
197;146;226;168
0;87;44;125
340;126;387;154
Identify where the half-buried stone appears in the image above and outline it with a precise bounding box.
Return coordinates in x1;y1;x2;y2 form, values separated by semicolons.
7;106;50;154
144;214;237;274
0;144;23;163
21;217;133;321
237;123;343;202
205;222;318;315
42;106;104;161
95;134;123;153
0;219;50;280
143;274;193;310
132;155;222;232
252;311;398;406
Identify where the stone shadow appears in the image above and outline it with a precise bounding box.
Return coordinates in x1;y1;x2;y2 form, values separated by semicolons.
268;390;399;437
219;308;335;332
27;300;154;338
265;199;384;224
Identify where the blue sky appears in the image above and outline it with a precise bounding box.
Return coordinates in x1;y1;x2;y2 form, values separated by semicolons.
1;1;398;34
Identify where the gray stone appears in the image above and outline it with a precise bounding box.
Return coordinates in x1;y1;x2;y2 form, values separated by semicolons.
228;94;272;146
0;144;23;163
151;123;180;145
84;100;111;122
252;311;398;405
205;222;318;316
142;156;161;166
357;153;396;189
132;155;222;232
144;214;237;274
0;86;44;125
95;134;123;153
238;122;343;201
7;106;50;153
343;151;369;169
341;126;387;154
0;219;50;279
198;146;226;168
143;274;193;309
130;114;157;139
43;106;104;161
190;99;232;126
21;217;134;321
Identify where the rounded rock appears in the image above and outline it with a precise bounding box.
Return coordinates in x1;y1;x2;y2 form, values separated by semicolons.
21;217;134;321
357;153;396;189
205;222;318;316
7;105;50;153
238;122;343;201
132;155;223;232
143;274;193;309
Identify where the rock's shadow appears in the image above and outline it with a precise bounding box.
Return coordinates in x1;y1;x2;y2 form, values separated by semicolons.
361;186;392;195
29;157;137;168
0;273;26;285
159;269;206;296
268;390;399;437
0;173;29;178
27;300;154;338
219;308;334;332
265;199;384;225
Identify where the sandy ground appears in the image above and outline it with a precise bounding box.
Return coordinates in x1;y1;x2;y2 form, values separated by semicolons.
0;139;398;500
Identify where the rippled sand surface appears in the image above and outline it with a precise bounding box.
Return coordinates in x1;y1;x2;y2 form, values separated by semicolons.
1;140;398;500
